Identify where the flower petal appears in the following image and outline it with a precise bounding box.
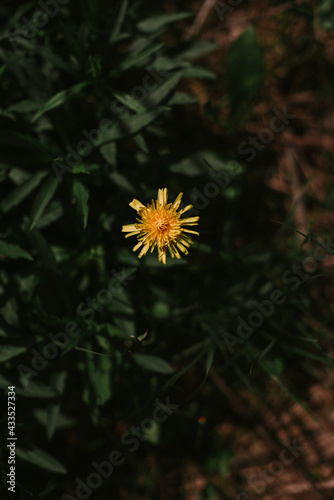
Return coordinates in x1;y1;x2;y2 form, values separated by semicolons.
172;192;183;210
132;241;143;252
158;246;166;264
172;244;181;259
182;229;200;235
178;236;191;247
168;245;175;258
129;199;145;212
176;241;189;254
122;224;138;232
138;242;150;258
178;204;192;214
125;231;141;238
181;216;199;224
157;188;167;206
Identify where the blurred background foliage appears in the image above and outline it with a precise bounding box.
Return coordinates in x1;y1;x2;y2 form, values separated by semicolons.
1;0;334;498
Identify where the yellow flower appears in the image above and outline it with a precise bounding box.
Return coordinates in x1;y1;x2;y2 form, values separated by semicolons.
122;188;199;264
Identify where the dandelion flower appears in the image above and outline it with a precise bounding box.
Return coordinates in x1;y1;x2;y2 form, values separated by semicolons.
122;188;199;264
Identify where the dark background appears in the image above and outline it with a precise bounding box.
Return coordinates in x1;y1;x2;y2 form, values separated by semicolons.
1;1;334;499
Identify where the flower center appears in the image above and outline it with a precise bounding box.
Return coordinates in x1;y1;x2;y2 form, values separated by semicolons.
155;219;171;233
145;211;181;245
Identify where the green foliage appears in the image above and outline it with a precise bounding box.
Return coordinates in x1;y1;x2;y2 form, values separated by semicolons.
225;26;264;126
0;1;332;498
16;447;67;474
0;240;33;261
316;0;334;30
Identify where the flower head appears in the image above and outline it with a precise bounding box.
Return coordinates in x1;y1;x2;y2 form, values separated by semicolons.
122;188;199;264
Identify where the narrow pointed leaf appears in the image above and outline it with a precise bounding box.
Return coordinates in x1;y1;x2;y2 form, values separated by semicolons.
132;354;174;374
99;107;168;144
31;82;89;123
138;12;193;33
30;176;58;230
1;170;48;213
0;241;33;261
73;180;89;229
16;447;67;474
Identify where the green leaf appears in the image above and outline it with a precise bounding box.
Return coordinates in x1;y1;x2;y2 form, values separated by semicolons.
34;201;63;230
47;372;67;440
152;56;190;72
279;344;334;367
109;172;136;193
100;107;168;144
168;92;198;105
109;0;128;43
138;12;193;33
182;349;214;404
72;164;92;175
16;382;59;399
0;65;6;79
5;100;42;114
0;132;58;158
0;345;26;362
113;92;147;114
168;150;232;176
181;66;216;79
132;133;148;153
225;26;264;124
16;447;67;474
61;326;87;356
85;347;112;406
30;176;58;230
100;142;117;165
28;228;58;270
56;17;85;66
96;356;113;405
155;351;204;400
177;40;218;60
105;323;123;338
111;43;165;74
73;180;89;229
1;170;48;214
31;82;89;123
0;298;19;327
169;155;206;176
88;55;101;78
34;409;77;430
316;0;334;31
36;46;79;75
9;40;77;74
147;71;183;107
132;353;174;374
0;241;33;261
